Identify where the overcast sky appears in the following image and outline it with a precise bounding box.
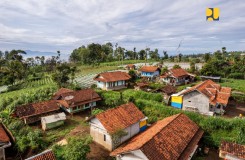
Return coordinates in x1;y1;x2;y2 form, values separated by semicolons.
0;0;245;56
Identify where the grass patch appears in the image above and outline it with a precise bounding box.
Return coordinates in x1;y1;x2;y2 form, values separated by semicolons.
44;117;87;144
220;78;245;93
176;82;198;92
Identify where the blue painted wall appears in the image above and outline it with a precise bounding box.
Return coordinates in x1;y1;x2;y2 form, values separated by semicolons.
171;102;182;109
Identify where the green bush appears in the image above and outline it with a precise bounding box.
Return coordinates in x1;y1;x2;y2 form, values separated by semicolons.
96;90;123;107
53;136;92;160
92;108;104;115
228;73;244;79
232;93;245;103
123;90;163;102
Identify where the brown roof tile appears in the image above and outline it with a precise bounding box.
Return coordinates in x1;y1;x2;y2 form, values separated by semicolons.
53;88;74;100
26;149;56;160
139;66;160;72
57;89;101;108
162;85;177;95
160;68;193;78
110;113;203;160
94;71;131;82
181;80;231;105
169;68;190;77
15;100;60;118
0;123;10;143
96;103;145;134
220;141;245;159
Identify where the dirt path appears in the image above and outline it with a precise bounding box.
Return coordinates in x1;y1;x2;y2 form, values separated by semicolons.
224;100;245;118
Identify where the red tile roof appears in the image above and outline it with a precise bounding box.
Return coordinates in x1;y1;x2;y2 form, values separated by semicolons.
220;141;245;159
181;80;231;105
0;123;10;143
139;66;160;72
96;103;145;134
26;149;56;160
110;113;204;160
56;89;101;108
170;68;190;77
94;71;131;82
161;68;192;78
53;88;74;100
15;100;60;118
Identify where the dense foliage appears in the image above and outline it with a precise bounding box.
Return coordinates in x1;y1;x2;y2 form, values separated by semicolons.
69;43;161;65
200;49;245;79
53;136;92;160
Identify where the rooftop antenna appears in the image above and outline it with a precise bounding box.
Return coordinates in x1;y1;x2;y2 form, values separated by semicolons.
176;39;184;63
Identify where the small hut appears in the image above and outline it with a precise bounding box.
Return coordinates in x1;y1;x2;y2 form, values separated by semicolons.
41;112;66;131
125;64;136;70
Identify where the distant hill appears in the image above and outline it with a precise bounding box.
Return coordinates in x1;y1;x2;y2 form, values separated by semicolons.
23;50;69;61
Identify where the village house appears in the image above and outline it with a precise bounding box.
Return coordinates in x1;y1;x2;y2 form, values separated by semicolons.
134;82;150;91
15;100;61;124
41;112;66;131
0;123;11;160
139;66;161;78
93;71;131;91
89;103;147;151
177;80;231;116
110;113;204;160
125;64;136;70
54;88;101;114
25;149;56;160
219;141;245;160
156;85;177;103
161;68;195;86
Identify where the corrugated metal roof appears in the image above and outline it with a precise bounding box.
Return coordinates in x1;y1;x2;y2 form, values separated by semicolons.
41;112;66;124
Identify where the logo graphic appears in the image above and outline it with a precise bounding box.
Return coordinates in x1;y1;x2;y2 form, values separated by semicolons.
206;8;219;21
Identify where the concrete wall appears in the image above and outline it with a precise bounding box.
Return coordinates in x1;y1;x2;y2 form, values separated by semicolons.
97;81;105;89
42;120;64;131
120;122;140;143
97;80;126;90
90;118;113;151
90;118;143;151
182;90;211;114
116;150;149;160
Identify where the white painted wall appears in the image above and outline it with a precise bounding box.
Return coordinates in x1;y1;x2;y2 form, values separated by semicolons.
182;90;211;114
90;118;113;150
97;81;105;89
90;118;144;151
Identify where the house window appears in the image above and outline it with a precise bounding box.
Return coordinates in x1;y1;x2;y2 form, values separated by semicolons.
104;134;106;141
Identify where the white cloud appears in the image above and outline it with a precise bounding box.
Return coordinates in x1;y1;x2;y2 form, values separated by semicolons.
0;0;245;55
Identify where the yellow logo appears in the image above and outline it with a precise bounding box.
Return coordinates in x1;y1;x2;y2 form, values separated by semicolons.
206;8;219;21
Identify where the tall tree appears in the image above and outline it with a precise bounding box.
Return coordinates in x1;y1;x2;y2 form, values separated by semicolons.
163;51;168;60
52;63;72;87
204;53;211;62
